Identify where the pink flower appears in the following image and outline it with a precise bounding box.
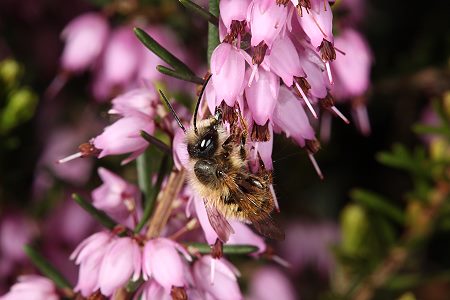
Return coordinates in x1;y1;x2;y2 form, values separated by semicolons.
211;43;246;107
272;86;315;147
248;267;296;300
92;167;141;224
265;35;304;87
98;26;141;87
332;29;372;99
0;275;58;300
109;88;158;118
70;231;113;297
142;238;191;291
247;0;289;48
139;280;172;300
60;13;109;73
279;222;340;276
245;68;279;125
98;237;141;296
220;0;251;31
93;115;154;163
192;256;242;300
297;0;333;48
298;46;328;99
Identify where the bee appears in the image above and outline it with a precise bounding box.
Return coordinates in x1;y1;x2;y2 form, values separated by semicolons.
160;75;284;242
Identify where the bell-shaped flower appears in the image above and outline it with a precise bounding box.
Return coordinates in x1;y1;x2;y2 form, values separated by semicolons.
298;47;328;99
332;29;372;99
0;275;58;300
93;114;154;163
192;256;242;300
142;238;191;292
92;167;141;224
109;87;158;118
70;231;114;297
248;267;296;300
60;13;109;73
139;280;172;300
247;0;288;48
265;35;304;87
98;236;141;296
220;0;251;31
297;0;333;48
211;43;246;107
273;86;315;147
245;68;279;126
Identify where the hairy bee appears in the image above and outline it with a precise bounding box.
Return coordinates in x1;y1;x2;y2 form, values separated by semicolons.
161;76;284;242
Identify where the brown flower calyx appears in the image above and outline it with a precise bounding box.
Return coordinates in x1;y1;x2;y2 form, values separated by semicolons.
79;140;101;158
251;121;271;142
319;39;336;62
305;139;321;154
211;238;224;259
252;41;268;65
171;286;188;300
220;101;238;126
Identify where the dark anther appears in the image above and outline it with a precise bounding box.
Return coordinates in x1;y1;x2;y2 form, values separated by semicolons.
251;121;270;142
319;39;336;62
79;140;100;158
211;238;224;259
305;139;321;154
319;92;335;110
171;287;188;300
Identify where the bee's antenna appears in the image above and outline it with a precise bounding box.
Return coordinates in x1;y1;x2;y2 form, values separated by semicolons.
193;74;212;135
158;90;186;134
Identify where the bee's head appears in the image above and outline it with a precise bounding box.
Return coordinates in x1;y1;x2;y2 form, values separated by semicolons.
187;119;219;159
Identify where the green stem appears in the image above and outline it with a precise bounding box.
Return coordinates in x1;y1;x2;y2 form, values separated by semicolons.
156;65;204;85
72;193;117;230
134;27;195;76
186;242;259;255
207;0;220;65
179;0;219;26
24;245;72;289
137;151;152;204
134;155;169;233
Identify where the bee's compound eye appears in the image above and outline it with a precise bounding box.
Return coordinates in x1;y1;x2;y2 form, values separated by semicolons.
200;137;212;150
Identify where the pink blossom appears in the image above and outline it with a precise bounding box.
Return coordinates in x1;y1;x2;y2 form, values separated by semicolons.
211;43;246;107
139;280;172;300
70;231;113;297
247;0;289;48
248;267;296;300
280;222;340;276
273;86;315;147
0;275;58;300
98;237;141;296
220;0;251;31
0;214;36;262
142;238;191;291
298;46;328;99
332;29;372;99
245;68;279;125
109;88;158;118
297;0;333;48
265;35;304;87
60;13;109;73
93;115;154;163
193;256;242;300
92;167;141;224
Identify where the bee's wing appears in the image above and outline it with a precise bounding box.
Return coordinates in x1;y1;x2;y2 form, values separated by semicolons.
205;201;235;242
230;173;285;240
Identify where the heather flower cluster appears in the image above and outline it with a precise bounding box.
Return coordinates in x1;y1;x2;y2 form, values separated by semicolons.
1;0;373;299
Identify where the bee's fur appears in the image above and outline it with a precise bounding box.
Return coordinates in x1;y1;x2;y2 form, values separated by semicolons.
185;112;284;241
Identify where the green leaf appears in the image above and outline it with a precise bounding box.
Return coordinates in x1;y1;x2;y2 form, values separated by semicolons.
140;130;171;154
351;189;405;225
207;0;220;65
179;0;219;26
134;154;170;233
134;27;195;77
156;65;204;84
72;193;117;230
186;242;259;255
24;245;72;289
413;124;450;138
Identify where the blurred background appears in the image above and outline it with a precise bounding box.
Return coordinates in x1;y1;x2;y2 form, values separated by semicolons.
0;0;450;299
